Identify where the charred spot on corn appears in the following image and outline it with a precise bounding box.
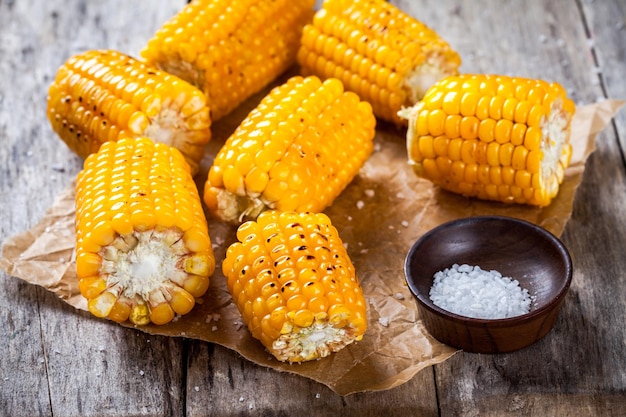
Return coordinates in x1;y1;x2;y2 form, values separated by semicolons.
399;74;575;207
75;137;216;326
222;211;367;363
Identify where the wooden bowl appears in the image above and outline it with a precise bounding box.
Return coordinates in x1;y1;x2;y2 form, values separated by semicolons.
404;215;573;354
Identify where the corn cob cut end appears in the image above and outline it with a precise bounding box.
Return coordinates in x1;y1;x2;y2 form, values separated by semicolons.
271;310;365;363
76;138;215;325
400;75;575;207
82;228;214;325
222;211;368;363
203;185;266;225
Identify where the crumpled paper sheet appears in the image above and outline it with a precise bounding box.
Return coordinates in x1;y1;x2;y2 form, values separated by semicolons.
1;99;623;396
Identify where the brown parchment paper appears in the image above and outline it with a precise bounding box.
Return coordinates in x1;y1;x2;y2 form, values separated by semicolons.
1;99;623;396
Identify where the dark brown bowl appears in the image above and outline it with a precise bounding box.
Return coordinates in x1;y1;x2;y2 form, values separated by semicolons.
404;215;572;354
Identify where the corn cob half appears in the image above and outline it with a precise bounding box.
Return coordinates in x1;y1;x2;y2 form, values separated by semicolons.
297;0;461;125
203;75;376;224
141;0;315;121
75;137;215;325
222;210;368;363
47;50;211;174
399;74;576;206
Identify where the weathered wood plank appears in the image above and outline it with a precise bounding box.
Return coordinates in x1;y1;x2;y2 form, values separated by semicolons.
186;341;439;417
580;0;626;148
0;1;188;416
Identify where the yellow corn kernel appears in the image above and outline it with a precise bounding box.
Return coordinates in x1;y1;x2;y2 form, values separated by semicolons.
223;211;367;363
141;0;315;121
203;76;376;224
75;137;215;326
298;0;460;125
46;50;211;174
401;74;575;206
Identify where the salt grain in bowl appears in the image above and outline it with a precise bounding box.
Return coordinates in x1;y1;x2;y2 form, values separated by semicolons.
429;264;535;319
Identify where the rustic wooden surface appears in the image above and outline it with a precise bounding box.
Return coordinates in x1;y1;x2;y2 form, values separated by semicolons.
1;0;625;416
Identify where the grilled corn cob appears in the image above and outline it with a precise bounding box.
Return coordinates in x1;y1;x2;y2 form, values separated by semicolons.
141;0;315;121
75;137;215;325
222;210;367;363
399;74;576;206
297;0;461;125
204;75;376;224
47;50;211;175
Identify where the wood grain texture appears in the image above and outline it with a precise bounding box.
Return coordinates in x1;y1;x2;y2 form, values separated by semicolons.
0;1;187;416
0;0;624;416
580;0;626;148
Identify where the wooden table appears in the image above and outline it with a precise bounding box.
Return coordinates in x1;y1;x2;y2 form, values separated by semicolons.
1;0;625;415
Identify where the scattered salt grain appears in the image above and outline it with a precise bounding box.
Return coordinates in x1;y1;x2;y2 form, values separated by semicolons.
394;292;405;300
239;396;245;403
378;317;390;327
315;393;321;399
211;326;218;332
194;386;200;392
429;264;534;319
364;189;375;198
356;200;365;210
401;220;409;228
51;163;66;173
205;313;221;323
139;370;145;376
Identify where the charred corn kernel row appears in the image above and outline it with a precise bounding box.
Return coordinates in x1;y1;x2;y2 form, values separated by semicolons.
222;211;367;363
203;75;376;224
399;74;576;206
75;137;215;325
47;50;211;174
141;0;315;121
297;0;461;125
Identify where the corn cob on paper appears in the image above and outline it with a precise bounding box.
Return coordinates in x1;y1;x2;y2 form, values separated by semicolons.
1;99;623;394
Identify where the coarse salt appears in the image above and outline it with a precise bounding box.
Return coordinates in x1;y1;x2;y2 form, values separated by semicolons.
429;264;535;319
